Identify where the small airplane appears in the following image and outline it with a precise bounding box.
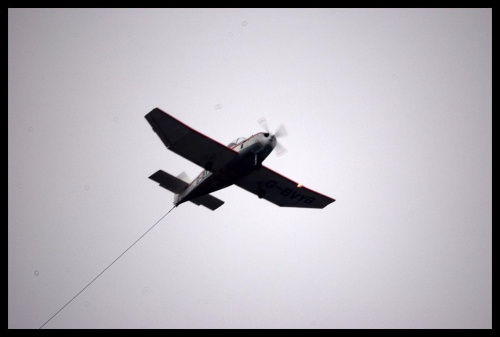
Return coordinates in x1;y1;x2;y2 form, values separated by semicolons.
145;108;335;210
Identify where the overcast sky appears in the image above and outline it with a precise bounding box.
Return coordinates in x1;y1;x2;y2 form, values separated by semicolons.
8;8;491;329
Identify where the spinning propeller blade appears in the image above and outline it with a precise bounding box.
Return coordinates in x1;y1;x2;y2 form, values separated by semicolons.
258;118;288;156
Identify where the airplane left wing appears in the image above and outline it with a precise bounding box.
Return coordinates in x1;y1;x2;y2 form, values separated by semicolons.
145;108;238;172
236;166;335;209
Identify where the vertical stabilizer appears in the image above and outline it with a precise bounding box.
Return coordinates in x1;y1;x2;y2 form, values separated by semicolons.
177;171;191;184
175;172;191;205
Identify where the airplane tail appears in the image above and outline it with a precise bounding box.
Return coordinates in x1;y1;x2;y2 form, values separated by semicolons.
149;170;224;210
174;172;190;205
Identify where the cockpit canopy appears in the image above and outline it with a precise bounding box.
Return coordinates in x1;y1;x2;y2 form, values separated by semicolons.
227;137;246;148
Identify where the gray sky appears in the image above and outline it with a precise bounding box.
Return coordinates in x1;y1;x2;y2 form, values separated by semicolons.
8;8;491;329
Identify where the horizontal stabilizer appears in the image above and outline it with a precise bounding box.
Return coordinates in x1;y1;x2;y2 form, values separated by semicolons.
149;170;188;194
191;194;225;211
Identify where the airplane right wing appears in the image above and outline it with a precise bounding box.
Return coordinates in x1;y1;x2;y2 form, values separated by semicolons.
236;166;335;209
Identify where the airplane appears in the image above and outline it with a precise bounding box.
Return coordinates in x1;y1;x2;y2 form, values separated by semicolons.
145;108;335;210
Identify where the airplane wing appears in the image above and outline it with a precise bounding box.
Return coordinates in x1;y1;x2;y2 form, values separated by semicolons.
236;166;335;209
145;108;238;172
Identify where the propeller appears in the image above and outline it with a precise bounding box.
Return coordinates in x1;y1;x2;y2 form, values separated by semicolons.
258;118;288;156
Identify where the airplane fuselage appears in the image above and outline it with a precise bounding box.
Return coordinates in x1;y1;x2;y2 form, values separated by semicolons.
175;132;276;206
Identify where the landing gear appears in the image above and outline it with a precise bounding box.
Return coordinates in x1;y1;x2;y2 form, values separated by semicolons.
204;161;213;171
258;189;266;199
254;154;262;170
